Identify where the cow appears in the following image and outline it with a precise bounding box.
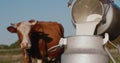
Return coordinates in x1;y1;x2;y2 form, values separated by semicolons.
7;20;64;63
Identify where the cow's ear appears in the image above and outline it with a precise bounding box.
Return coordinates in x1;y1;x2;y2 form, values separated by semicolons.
29;19;37;25
7;26;17;33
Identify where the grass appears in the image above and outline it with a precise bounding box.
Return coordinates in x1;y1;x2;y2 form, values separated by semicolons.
0;49;23;63
0;57;23;63
0;49;21;55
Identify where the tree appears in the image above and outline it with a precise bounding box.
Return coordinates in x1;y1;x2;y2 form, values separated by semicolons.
0;44;9;49
9;40;20;49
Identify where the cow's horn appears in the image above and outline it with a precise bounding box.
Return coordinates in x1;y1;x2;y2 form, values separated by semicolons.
10;23;17;28
10;23;15;25
29;20;37;25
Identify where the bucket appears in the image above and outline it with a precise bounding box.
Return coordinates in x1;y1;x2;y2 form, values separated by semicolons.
71;0;120;40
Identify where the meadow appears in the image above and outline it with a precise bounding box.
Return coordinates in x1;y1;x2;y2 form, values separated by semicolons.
0;48;23;63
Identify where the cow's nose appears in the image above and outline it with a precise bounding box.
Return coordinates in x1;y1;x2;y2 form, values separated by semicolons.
20;42;31;49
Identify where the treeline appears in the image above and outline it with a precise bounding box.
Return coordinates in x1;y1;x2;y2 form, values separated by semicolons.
0;40;20;49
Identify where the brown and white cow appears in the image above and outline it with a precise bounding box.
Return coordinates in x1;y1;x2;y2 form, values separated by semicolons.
7;20;64;63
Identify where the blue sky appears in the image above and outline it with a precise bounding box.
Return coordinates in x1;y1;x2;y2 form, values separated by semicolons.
0;0;75;45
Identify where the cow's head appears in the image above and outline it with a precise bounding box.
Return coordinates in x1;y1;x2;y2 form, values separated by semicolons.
7;20;37;49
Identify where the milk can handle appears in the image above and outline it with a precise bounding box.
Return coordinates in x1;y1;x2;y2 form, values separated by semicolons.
104;45;116;63
108;41;120;57
103;33;117;63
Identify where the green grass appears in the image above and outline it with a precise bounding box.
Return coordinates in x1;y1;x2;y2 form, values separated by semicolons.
0;58;23;63
0;49;21;55
0;49;23;63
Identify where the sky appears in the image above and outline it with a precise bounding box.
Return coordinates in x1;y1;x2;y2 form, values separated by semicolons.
0;0;75;45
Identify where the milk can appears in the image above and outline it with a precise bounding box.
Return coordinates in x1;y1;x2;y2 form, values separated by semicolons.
61;36;109;63
61;0;120;63
71;0;120;40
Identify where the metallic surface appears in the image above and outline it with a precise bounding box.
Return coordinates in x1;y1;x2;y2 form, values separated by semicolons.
71;0;120;40
61;36;109;63
72;0;103;23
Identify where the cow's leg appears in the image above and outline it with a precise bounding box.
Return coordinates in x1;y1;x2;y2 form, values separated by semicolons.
23;55;28;63
22;49;32;63
22;49;28;63
39;40;48;63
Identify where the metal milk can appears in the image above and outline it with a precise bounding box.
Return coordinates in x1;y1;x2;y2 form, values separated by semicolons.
61;36;109;63
61;0;120;63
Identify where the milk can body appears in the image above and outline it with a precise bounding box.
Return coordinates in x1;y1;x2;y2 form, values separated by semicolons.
61;36;109;63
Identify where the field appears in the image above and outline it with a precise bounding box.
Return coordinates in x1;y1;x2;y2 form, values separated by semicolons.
0;48;23;63
0;49;120;63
